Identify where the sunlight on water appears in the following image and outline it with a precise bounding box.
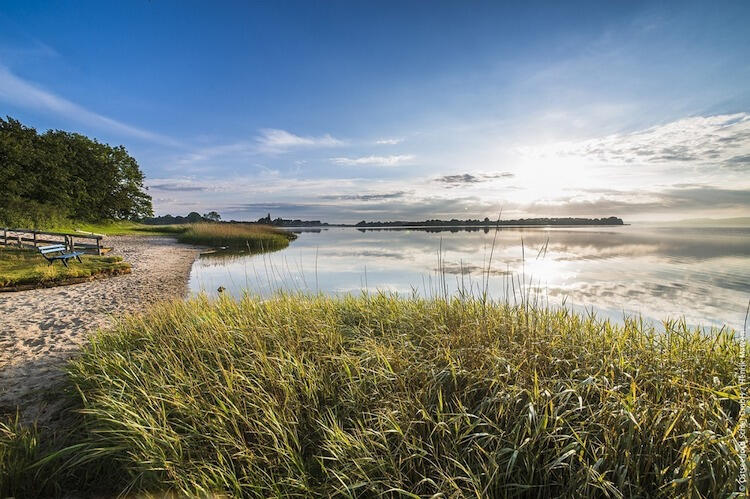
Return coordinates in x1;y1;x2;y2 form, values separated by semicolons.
189;226;750;330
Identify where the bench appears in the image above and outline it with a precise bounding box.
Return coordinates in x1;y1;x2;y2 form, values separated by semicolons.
38;244;84;268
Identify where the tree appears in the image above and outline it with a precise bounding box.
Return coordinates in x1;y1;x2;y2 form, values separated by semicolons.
0;116;153;226
203;211;221;222
185;212;203;223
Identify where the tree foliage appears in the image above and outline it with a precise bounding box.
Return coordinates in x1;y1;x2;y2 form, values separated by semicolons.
142;211;208;225
203;211;221;222
0;116;153;227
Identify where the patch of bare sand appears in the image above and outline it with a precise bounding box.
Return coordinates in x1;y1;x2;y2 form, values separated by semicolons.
0;235;201;423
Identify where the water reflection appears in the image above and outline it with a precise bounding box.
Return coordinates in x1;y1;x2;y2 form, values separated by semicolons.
189;226;750;330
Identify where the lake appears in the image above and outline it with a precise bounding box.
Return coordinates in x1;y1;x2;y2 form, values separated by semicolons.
189;225;750;331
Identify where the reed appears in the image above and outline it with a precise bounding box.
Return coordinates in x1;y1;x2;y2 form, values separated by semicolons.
176;223;295;251
1;293;742;497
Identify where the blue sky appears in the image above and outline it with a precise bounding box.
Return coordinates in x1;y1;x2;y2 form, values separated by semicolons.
1;1;749;222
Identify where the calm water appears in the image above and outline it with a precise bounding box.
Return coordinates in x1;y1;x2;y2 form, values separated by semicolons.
189;226;750;330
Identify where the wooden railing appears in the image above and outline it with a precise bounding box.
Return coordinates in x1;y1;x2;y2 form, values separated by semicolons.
1;228;103;255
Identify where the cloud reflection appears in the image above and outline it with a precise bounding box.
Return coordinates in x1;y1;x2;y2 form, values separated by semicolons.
189;226;750;330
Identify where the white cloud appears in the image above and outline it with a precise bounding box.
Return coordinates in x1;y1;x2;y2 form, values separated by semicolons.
435;172;515;186
331;154;416;166
375;138;403;145
256;128;343;152
521;113;750;168
168;131;342;171
0;64;179;146
520;185;750;218
166;142;257;171
0;39;58;59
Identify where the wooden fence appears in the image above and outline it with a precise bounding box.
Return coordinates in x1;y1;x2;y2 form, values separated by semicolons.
1;228;103;255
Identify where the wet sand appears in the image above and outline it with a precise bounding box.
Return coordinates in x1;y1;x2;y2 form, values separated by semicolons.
0;235;201;423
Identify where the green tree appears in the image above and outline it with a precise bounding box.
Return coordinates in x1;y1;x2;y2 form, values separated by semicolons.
203;211;221;222
0;116;153;226
185;212;203;223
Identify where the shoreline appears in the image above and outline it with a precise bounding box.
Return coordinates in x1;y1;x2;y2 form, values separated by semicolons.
0;235;202;423
272;223;631;229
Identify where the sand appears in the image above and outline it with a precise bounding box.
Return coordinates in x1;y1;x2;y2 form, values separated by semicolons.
0;236;201;423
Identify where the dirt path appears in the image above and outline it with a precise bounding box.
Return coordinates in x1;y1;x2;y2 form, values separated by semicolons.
0;236;201;423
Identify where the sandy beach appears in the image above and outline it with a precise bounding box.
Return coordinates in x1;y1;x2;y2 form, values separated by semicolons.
0;236;201;423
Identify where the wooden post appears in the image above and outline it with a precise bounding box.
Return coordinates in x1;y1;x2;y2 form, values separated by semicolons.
3;228;6;247
33;230;37;248
97;237;101;255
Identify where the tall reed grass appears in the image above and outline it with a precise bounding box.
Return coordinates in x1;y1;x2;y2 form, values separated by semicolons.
2;293;742;497
176;223;295;251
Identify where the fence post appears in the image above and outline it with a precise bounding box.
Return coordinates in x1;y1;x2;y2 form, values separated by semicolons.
3;228;6;247
33;230;37;248
97;237;101;255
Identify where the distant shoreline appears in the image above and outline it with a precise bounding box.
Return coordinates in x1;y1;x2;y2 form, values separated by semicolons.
258;216;626;228
284;223;631;230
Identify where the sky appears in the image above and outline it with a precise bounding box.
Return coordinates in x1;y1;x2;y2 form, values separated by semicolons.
1;1;749;223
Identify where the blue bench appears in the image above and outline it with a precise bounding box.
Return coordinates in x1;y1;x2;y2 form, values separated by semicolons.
38;244;84;268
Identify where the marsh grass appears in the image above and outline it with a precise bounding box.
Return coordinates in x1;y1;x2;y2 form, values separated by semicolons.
44;220;290;242
0;247;130;288
45;220;186;236
176;223;296;251
1;293;742;497
0;416;38;494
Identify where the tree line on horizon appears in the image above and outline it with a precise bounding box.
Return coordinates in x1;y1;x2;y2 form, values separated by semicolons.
249;213;625;228
141;211;221;225
353;216;624;227
0;116;153;227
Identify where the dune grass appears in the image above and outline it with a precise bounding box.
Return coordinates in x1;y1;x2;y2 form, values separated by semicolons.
176;223;296;251
0;247;130;289
1;293;742;497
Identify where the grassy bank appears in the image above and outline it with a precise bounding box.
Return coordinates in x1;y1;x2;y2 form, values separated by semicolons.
176;223;295;250
0;222;293;289
0;247;130;289
1;294;741;497
45;220;185;236
44;220;296;250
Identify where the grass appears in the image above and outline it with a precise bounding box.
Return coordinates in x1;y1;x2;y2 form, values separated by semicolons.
43;220;296;250
0;247;131;289
45;220;185;236
176;223;296;251
0;223;293;288
0;293;742;497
